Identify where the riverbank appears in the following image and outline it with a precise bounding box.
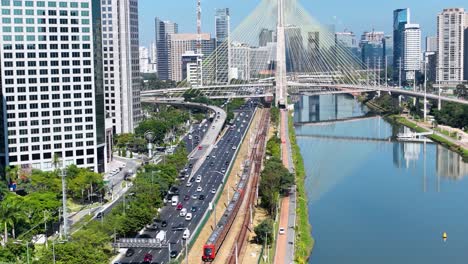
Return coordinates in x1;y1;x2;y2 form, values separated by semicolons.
289;113;314;263
388;115;468;162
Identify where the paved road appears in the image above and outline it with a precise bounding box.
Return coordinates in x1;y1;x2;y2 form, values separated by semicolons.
117;101;256;264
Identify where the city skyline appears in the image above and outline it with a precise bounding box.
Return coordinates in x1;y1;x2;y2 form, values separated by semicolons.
138;0;468;47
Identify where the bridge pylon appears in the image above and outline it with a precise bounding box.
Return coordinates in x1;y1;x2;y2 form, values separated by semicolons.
275;0;287;108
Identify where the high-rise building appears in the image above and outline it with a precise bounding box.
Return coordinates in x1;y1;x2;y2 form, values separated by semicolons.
361;31;385;43
230;42;251;81
403;24;421;81
150;42;158;73
181;51;203;86
215;8;230;46
360;31;385;69
0;0;105;172
167;33;215;82
101;0;141;134
259;28;275;47
155;18;178;80
139;47;153;73
437;8;467;85
214;8;230;84
250;43;276;78
393;8;411;81
426;36;438;52
383;35;394;68
335;31;360;59
285;26;305;72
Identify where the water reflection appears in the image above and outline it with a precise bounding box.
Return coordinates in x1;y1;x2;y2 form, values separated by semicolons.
294;94;468;264
294;94;368;123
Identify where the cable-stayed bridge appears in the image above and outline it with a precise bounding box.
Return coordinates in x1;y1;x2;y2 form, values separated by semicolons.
141;0;468;107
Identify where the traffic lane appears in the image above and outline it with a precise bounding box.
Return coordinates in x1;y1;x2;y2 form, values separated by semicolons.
127;107;254;263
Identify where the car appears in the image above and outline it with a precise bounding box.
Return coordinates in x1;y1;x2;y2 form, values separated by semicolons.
161;220;168;227
191;206;197;212
212;126;215;129
206;155;210;159
172;223;185;231
186;181;193;187
191;194;198;200
279;227;285;235
95;211;103;219
184;195;190;201
210;162;214;166
182;228;191;240
196;175;202;183
189;177;196;183
211;188;216;194
221;168;226;173
145;223;159;231
225;161;229;165
185;213;193;221
188;163;193;168
214;145;218;149
198;195;205;200
170;250;178;258
176;202;183;210
198;146;203;150
121;163;126;168
143;253;153;263
197;186;202;192
125;248;135;257
180;208;187;217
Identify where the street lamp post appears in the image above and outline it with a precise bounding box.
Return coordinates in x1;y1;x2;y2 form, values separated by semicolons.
144;131;155;158
60;168;68;240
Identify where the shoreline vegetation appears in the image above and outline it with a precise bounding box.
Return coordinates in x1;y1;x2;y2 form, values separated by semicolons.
288;112;314;263
361;94;468;162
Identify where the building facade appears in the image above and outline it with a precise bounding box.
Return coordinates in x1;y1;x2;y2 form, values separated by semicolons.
230;42;250;81
167;33;215;82
101;0;141;134
403;24;421;81
259;28;275;47
155;17;178;81
426;36;438;52
214;8;230;85
393;8;411;81
0;0;106;172
437;8;467;85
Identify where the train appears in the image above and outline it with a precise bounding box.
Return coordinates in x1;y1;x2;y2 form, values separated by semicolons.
202;161;251;262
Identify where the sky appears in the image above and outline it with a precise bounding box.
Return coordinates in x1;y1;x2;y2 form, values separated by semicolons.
138;0;468;47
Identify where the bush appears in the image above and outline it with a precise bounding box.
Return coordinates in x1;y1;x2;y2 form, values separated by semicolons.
254;219;274;245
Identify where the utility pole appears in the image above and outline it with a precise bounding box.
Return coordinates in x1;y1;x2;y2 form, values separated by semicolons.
385;56;388;87
185;238;188;264
235;242;238;264
44;211;48;249
423;53;427;121
60;169;68;240
168;242;171;263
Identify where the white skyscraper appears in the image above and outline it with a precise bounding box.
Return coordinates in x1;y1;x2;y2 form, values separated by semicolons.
403;24;421;81
426;36;438;52
437;8;468;85
101;0;141;134
0;0;106;172
139;46;152;73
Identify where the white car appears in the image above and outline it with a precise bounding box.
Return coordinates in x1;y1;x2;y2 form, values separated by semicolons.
185;213;193;221
186;181;193;187
196;186;202;192
279;227;285;235
232;146;237;150
211;188;216;194
183;228;191;239
196;175;202;183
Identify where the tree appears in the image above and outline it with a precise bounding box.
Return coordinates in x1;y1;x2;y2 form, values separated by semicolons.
5;166;18;184
0;195;22;245
455;84;468;99
254;219;273;245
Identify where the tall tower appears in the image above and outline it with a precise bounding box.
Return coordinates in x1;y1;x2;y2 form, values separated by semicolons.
196;0;203;86
276;0;287;107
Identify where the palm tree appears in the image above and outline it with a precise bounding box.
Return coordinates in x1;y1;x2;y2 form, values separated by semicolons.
5;166;18;184
0;198;21;246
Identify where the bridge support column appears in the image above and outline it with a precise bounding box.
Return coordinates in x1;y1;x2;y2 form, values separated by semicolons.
398;95;402;107
377;90;381;97
438;88;442;111
413;97;416;106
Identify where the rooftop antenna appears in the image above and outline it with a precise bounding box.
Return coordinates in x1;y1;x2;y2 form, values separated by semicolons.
196;0;203;86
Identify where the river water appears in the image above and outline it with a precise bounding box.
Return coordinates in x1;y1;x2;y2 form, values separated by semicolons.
294;94;468;264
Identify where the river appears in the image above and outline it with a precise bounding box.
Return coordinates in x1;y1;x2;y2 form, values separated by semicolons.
294;94;468;264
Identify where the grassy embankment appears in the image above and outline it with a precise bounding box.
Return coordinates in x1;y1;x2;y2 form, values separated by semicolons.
288;113;314;263
388;115;468;161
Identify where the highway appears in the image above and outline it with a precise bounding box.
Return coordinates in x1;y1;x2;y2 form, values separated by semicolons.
117;100;256;264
